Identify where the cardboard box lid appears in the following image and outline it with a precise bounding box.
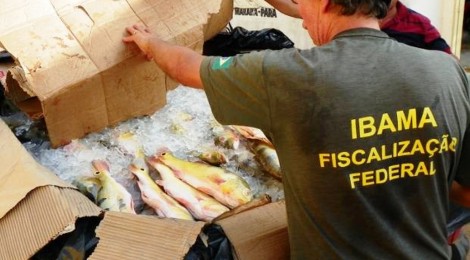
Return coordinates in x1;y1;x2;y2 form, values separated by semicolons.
0;0;232;147
0;119;73;219
90;212;205;260
215;200;290;260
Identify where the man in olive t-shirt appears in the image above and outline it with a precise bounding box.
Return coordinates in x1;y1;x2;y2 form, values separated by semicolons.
122;0;470;258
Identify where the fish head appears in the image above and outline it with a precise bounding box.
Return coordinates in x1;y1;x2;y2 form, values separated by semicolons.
221;179;253;207
152;149;177;165
92;160;110;179
129;157;149;179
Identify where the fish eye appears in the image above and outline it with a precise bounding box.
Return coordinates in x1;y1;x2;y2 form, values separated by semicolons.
94;171;100;175
140;168;145;171
162;152;166;155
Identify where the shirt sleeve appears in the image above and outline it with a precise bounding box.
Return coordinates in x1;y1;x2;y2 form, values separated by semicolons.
200;51;272;132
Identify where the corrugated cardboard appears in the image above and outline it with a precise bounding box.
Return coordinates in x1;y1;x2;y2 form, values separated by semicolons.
0;0;232;147
0;118;207;259
90;212;205;260
0;119;73;219
215;200;290;260
0;118;101;259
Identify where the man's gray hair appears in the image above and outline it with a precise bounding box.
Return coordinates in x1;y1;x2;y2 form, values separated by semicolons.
332;0;389;19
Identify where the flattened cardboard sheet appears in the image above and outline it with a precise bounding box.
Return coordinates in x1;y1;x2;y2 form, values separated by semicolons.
90;212;205;260
216;200;290;260
0;119;72;219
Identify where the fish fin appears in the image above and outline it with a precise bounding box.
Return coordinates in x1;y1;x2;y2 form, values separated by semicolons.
156;209;164;217
198;187;213;196
155;179;164;186
209;175;226;185
97;197;107;206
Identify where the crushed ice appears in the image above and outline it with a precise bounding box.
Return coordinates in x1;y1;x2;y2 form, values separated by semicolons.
5;85;284;214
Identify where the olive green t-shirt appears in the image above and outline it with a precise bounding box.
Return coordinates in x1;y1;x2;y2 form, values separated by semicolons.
200;28;470;259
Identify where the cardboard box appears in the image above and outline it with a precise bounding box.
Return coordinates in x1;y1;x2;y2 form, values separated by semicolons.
0;0;232;147
0;117;290;259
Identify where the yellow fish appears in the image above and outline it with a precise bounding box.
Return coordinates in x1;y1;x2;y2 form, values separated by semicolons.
148;159;229;221
151;151;252;209
92;160;136;214
196;150;228;166
117;132;145;158
129;157;194;220
212;122;240;149
231;125;282;180
72;176;102;204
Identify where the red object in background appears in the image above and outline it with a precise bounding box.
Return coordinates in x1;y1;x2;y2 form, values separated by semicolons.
0;71;4;79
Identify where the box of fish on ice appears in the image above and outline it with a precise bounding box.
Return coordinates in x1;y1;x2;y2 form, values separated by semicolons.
0;85;289;260
0;0;289;259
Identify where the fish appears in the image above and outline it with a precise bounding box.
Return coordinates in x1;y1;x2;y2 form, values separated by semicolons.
92;160;136;214
250;139;282;180
129;156;194;220
214;194;272;222
151;151;252;209
148;159;229;221
72;176;102;204
117;132;145;158
229;125;269;142
196;150;228;166
212;123;240;149
231;125;282;181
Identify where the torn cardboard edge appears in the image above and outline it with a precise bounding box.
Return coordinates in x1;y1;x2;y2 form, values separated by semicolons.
215;200;290;260
1;182;287;260
90;212;205;259
0;0;233;148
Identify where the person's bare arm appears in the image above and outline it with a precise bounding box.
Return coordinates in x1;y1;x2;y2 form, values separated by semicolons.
450;181;470;208
123;24;203;89
265;0;300;18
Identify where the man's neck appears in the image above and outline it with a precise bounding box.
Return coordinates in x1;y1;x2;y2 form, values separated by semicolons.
324;15;380;43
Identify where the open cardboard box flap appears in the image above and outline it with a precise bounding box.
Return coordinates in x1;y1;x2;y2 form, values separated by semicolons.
0;0;232;147
0;118;100;259
0;119;73;219
215;200;290;260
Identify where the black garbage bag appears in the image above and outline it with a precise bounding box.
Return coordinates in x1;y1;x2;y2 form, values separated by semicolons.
203;25;295;57
185;224;233;260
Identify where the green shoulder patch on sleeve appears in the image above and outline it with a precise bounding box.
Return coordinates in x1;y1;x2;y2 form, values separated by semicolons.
212;57;234;70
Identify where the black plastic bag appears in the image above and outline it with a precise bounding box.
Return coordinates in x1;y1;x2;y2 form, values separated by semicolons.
203;25;295;57
32;217;101;260
185;224;233;260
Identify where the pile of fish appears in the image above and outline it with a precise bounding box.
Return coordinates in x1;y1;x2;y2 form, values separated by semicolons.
6;86;284;222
